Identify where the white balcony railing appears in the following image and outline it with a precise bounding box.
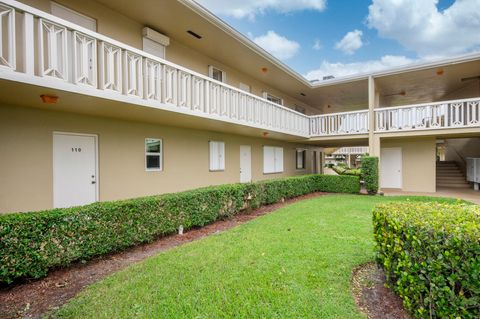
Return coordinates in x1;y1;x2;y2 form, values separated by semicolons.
375;98;480;132
332;146;369;155
309;110;369;136
0;0;310;137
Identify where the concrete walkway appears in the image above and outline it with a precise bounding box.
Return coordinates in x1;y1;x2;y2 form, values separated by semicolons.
383;187;480;205
323;167;338;175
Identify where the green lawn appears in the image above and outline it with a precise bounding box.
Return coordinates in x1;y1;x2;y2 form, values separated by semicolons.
53;195;461;319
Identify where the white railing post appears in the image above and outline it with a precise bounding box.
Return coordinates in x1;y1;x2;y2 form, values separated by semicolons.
22;12;35;75
0;3;15;70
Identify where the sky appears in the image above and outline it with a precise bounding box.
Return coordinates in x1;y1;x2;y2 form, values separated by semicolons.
195;0;480;81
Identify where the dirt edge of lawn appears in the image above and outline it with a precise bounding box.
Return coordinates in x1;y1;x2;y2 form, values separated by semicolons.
351;262;411;319
0;192;330;319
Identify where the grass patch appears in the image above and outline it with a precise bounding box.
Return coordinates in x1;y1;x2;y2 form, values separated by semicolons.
53;195;464;319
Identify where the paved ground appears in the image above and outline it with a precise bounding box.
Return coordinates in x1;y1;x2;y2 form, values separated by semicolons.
323;167;338;175
383;187;480;205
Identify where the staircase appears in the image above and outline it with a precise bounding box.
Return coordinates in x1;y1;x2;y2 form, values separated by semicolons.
436;161;470;188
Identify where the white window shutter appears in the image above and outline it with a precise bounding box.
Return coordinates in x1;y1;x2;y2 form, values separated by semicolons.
209;141;217;171
275;147;284;172
218;142;225;170
209;141;225;171
143;37;165;59
263;146;275;173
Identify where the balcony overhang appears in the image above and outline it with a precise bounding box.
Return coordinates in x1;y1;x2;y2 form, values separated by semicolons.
0;75;306;142
304;134;369;147
376;127;480;140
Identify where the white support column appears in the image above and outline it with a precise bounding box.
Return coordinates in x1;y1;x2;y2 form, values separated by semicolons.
368;76;380;157
23;12;34;75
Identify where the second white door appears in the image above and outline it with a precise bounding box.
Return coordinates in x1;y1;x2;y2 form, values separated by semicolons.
240;145;252;183
380;147;402;189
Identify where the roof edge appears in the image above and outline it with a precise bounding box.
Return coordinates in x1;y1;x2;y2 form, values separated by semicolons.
178;0;313;87
173;2;480;91
310;51;480;88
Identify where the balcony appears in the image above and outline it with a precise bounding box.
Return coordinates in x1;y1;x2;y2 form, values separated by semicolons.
0;0;310;137
375;98;480;133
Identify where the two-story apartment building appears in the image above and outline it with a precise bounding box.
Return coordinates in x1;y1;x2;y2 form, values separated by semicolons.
0;0;479;213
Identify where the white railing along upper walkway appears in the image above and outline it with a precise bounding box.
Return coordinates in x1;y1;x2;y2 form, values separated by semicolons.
375;98;480;133
332;146;369;155
310;110;369;136
0;0;310;137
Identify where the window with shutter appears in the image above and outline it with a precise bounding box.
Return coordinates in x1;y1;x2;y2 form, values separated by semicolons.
209;141;225;171
209;66;226;83
51;2;97;31
263;146;284;173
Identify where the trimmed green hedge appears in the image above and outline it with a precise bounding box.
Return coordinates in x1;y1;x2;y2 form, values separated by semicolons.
362;156;378;194
0;174;359;284
373;202;480;318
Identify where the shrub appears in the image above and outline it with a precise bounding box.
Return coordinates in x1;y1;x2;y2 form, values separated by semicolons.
373;202;480;319
362;156;378;194
0;174;359;284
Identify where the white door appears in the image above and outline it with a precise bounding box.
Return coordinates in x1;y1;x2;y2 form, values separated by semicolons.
240;145;252;183
380;147;402;189
53;133;98;208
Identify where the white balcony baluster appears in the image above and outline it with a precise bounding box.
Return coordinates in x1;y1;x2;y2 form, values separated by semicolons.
0;3;15;70
220;87;229;117
123;51;143;98
72;31;97;87
99;41;122;93
143;58;162;101
177;70;191;108
163;65;177;105
191;76;204;112
38;19;67;80
467;100;479;125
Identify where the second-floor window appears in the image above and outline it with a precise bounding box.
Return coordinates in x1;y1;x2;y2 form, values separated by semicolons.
209;66;226;83
263;92;283;105
51;2;97;31
142;27;170;60
239;83;251;93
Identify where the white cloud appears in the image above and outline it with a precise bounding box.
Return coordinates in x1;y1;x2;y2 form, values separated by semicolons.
252;31;300;60
305;55;415;80
335;30;364;55
196;0;326;20
367;0;480;58
313;39;322;50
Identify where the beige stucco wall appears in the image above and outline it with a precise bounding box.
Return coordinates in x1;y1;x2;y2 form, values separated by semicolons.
381;137;437;192
0;105;313;213
18;0;313;114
